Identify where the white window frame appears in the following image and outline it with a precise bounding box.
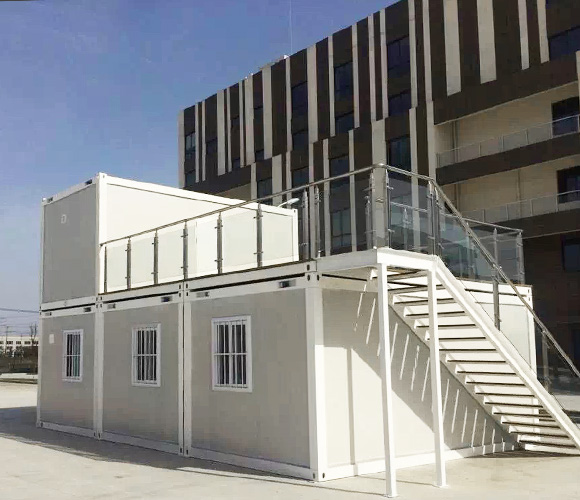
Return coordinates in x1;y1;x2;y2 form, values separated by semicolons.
62;329;83;382
131;324;161;387
211;316;252;392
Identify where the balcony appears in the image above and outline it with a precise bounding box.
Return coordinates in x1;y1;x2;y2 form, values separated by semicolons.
464;190;580;224
437;115;580;169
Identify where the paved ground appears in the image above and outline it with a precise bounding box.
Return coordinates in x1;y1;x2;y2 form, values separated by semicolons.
1;382;579;499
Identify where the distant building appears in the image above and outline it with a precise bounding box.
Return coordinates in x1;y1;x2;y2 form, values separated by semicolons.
0;334;38;356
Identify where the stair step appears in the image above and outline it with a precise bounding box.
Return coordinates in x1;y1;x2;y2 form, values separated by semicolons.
457;370;516;375
438;337;487;341
504;420;560;429
390;285;443;294
395;297;456;306
406;311;468;319
440;348;497;352
513;429;568;438
520;442;580;455
493;412;555;420
519;438;575;448
476;393;536;398
485;402;543;408
450;359;507;364
466;381;524;386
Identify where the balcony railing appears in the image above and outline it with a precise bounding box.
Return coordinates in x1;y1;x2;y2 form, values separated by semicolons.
437;114;580;168
99;163;580;416
464;190;580;224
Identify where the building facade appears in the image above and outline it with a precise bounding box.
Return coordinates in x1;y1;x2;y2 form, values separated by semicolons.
178;0;580;367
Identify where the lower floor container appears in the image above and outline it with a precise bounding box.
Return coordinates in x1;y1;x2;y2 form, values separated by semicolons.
38;260;516;482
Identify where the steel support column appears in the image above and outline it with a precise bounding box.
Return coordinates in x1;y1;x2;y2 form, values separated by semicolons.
428;264;447;488
377;263;397;498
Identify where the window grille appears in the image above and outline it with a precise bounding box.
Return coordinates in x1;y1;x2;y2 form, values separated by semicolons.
212;317;252;391
132;325;160;386
63;330;83;381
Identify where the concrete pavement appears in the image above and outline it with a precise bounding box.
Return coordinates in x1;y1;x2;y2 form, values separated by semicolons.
0;382;578;499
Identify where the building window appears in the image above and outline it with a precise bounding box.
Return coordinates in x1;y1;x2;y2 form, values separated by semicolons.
387;36;410;78
292;81;308;116
257;177;272;205
549;26;580;60
557;165;580;203
132;325;160;387
231;115;240;130
185;132;196;160
388;136;411;171
62;330;83;382
232;157;241;170
254;105;263;125
212;316;252;391
334;61;354;101
335;112;354;135
292;166;309;188
562;237;580;272
185;171;196;187
552;97;579;136
206;137;218;156
329;155;351;251
292;129;309;150
255;149;264;161
389;91;412;116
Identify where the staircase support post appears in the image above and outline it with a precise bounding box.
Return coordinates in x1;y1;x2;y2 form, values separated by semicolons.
428;264;447;488
377;263;397;498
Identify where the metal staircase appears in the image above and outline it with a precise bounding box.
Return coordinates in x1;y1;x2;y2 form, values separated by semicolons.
388;263;580;455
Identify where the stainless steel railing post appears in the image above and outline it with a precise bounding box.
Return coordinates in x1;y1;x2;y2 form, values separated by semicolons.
256;204;264;268
126;238;132;290
216;214;223;274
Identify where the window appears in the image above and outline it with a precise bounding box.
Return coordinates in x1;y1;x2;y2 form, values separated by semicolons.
254;105;263;125
63;330;83;382
185;170;196;187
15;341;21;345
389;91;412;116
549;26;580;60
185;132;196;160
257;177;272;205
231;114;240;130
24;341;31;345
329;155;351;251
292;129;309;150
132;325;160;386
335;112;354;135
232;157;241;170
388;136;411;171
206;137;218;156
387;36;410;78
562;237;580;272
212;316;252;391
292;166;309;187
291;82;308;116
558;165;580;203
334;61;354;101
255;149;264;161
552;97;579;136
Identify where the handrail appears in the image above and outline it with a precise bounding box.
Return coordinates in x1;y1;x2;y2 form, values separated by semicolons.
432;181;580;379
437;113;580;163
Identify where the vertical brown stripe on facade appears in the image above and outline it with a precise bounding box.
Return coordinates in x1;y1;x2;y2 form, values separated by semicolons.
197;104;202;178
457;0;480;89
526;0;540;67
281;154;287;191
493;0;521;78
357;19;371;125
415;106;429;176
271;60;287;158
313;141;324;181
316;40;330;141
353;125;372;169
290;49;307;85
374;11;383;120
328;134;349;161
429;0;447;99
229;85;240;164
333;27;354;121
414;0;426;106
546;1;580;37
253;72;264;153
224;91;229;171
205;94;218;180
255;158;272;184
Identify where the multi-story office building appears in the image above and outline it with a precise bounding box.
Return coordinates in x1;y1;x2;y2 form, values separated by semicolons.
178;0;580;366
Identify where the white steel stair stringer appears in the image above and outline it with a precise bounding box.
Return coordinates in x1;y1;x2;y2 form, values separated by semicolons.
433;258;580;452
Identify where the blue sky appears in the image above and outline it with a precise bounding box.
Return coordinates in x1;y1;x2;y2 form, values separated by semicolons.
0;0;396;325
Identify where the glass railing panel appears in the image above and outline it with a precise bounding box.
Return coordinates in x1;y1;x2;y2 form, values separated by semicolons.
105;240;128;292
189;214;219;277
221;206;259;273
480;137;502;157
527;121;552;144
130;233;155;288
553;115;579;137
261;202;300;266
503;129;528;151
158;225;185;283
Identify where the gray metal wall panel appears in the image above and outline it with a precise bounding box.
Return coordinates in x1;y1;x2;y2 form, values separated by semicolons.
102;304;180;444
42;185;97;303
189;289;310;468
39;314;95;429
